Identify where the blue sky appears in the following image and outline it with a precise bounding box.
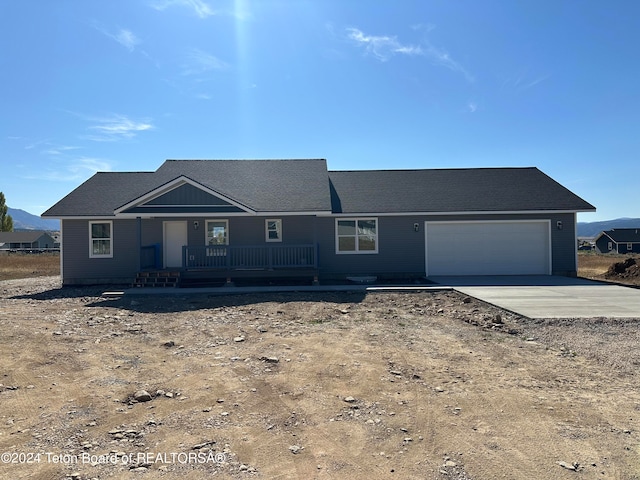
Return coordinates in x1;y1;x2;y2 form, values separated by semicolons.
2;0;638;222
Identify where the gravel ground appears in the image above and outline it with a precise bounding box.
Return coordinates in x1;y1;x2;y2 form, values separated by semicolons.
1;277;639;480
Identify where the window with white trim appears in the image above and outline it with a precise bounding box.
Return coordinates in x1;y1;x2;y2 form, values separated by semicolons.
89;221;113;258
206;219;228;257
628;243;633;251
206;220;228;245
336;218;378;254
265;219;282;242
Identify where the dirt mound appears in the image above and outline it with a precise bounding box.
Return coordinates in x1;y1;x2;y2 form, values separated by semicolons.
605;257;639;278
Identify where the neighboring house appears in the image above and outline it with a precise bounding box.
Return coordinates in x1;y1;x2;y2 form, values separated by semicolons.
42;159;596;286
595;229;640;254
0;230;57;250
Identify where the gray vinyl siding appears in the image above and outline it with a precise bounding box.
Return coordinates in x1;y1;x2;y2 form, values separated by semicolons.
61;219;140;285
139;216;317;247
551;212;579;275
622;243;640;254
317;212;579;279
595;235;611;254
60;212;579;284
36;234;56;248
217;216;316;245
0;233;55;249
316;216;425;279
147;183;233;206
595;238;640;254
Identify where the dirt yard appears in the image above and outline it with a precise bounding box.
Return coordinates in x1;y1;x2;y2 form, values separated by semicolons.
578;252;640;286
1;276;639;480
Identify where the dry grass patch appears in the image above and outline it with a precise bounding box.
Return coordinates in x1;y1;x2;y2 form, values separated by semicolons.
578;252;640;286
578;252;620;278
0;253;60;281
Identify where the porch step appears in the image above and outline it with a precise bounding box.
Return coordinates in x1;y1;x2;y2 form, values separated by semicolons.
133;271;181;288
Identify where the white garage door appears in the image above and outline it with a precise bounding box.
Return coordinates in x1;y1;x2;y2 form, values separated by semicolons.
425;221;551;276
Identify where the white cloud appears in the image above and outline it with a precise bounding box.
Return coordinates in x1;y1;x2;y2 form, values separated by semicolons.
346;26;474;82
85;114;154;142
150;0;215;18
93;23;140;51
22;158;113;182
114;29;140;52
346;28;423;61
519;74;551;92
411;23;437;33
422;41;474;83
70;157;113;175
501;72;551;94
468;102;478;113
42;144;81;156
182;48;229;75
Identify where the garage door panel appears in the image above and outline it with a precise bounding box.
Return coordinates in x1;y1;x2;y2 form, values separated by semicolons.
425;221;550;276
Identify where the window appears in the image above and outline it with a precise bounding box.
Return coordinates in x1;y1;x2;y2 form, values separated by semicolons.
628;243;633;251
265;219;282;242
206;220;228;245
336;218;378;254
89;221;112;258
608;242;613;251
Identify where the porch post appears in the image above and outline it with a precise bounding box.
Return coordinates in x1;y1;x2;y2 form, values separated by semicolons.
136;216;142;271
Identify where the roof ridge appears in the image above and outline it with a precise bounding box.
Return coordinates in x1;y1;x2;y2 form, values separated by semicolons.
163;158;327;162
329;166;538;173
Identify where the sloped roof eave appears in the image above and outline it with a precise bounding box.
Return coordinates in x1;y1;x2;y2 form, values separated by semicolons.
326;208;594;216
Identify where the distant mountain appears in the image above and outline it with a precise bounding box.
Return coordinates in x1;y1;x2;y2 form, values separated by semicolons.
7;208;60;231
577;218;640;238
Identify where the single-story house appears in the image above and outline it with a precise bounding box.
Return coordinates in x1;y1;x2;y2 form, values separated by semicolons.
0;230;57;250
42;159;596;286
595;228;640;254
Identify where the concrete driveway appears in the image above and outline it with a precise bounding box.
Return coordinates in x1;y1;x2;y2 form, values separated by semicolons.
429;276;640;319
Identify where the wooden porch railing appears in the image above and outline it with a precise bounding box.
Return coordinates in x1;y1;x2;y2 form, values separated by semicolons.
183;244;317;270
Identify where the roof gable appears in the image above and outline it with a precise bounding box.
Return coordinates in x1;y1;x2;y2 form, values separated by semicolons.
115;177;251;215
146;183;233;206
155;159;333;213
42;159;333;217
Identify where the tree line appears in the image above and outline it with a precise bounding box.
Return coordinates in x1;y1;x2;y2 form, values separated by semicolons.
1;192;14;232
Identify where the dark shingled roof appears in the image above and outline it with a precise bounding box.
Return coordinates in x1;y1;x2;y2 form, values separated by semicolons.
601;229;640;243
42;172;159;217
156;159;332;212
328;167;595;213
42;161;595;217
43;159;332;216
0;231;53;243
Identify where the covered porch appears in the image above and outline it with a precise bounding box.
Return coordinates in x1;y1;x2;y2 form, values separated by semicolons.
137;243;319;287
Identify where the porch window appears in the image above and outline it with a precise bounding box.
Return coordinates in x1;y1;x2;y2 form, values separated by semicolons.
336;218;378;254
265;219;282;242
206;219;228;257
89;221;112;258
206;220;228;245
